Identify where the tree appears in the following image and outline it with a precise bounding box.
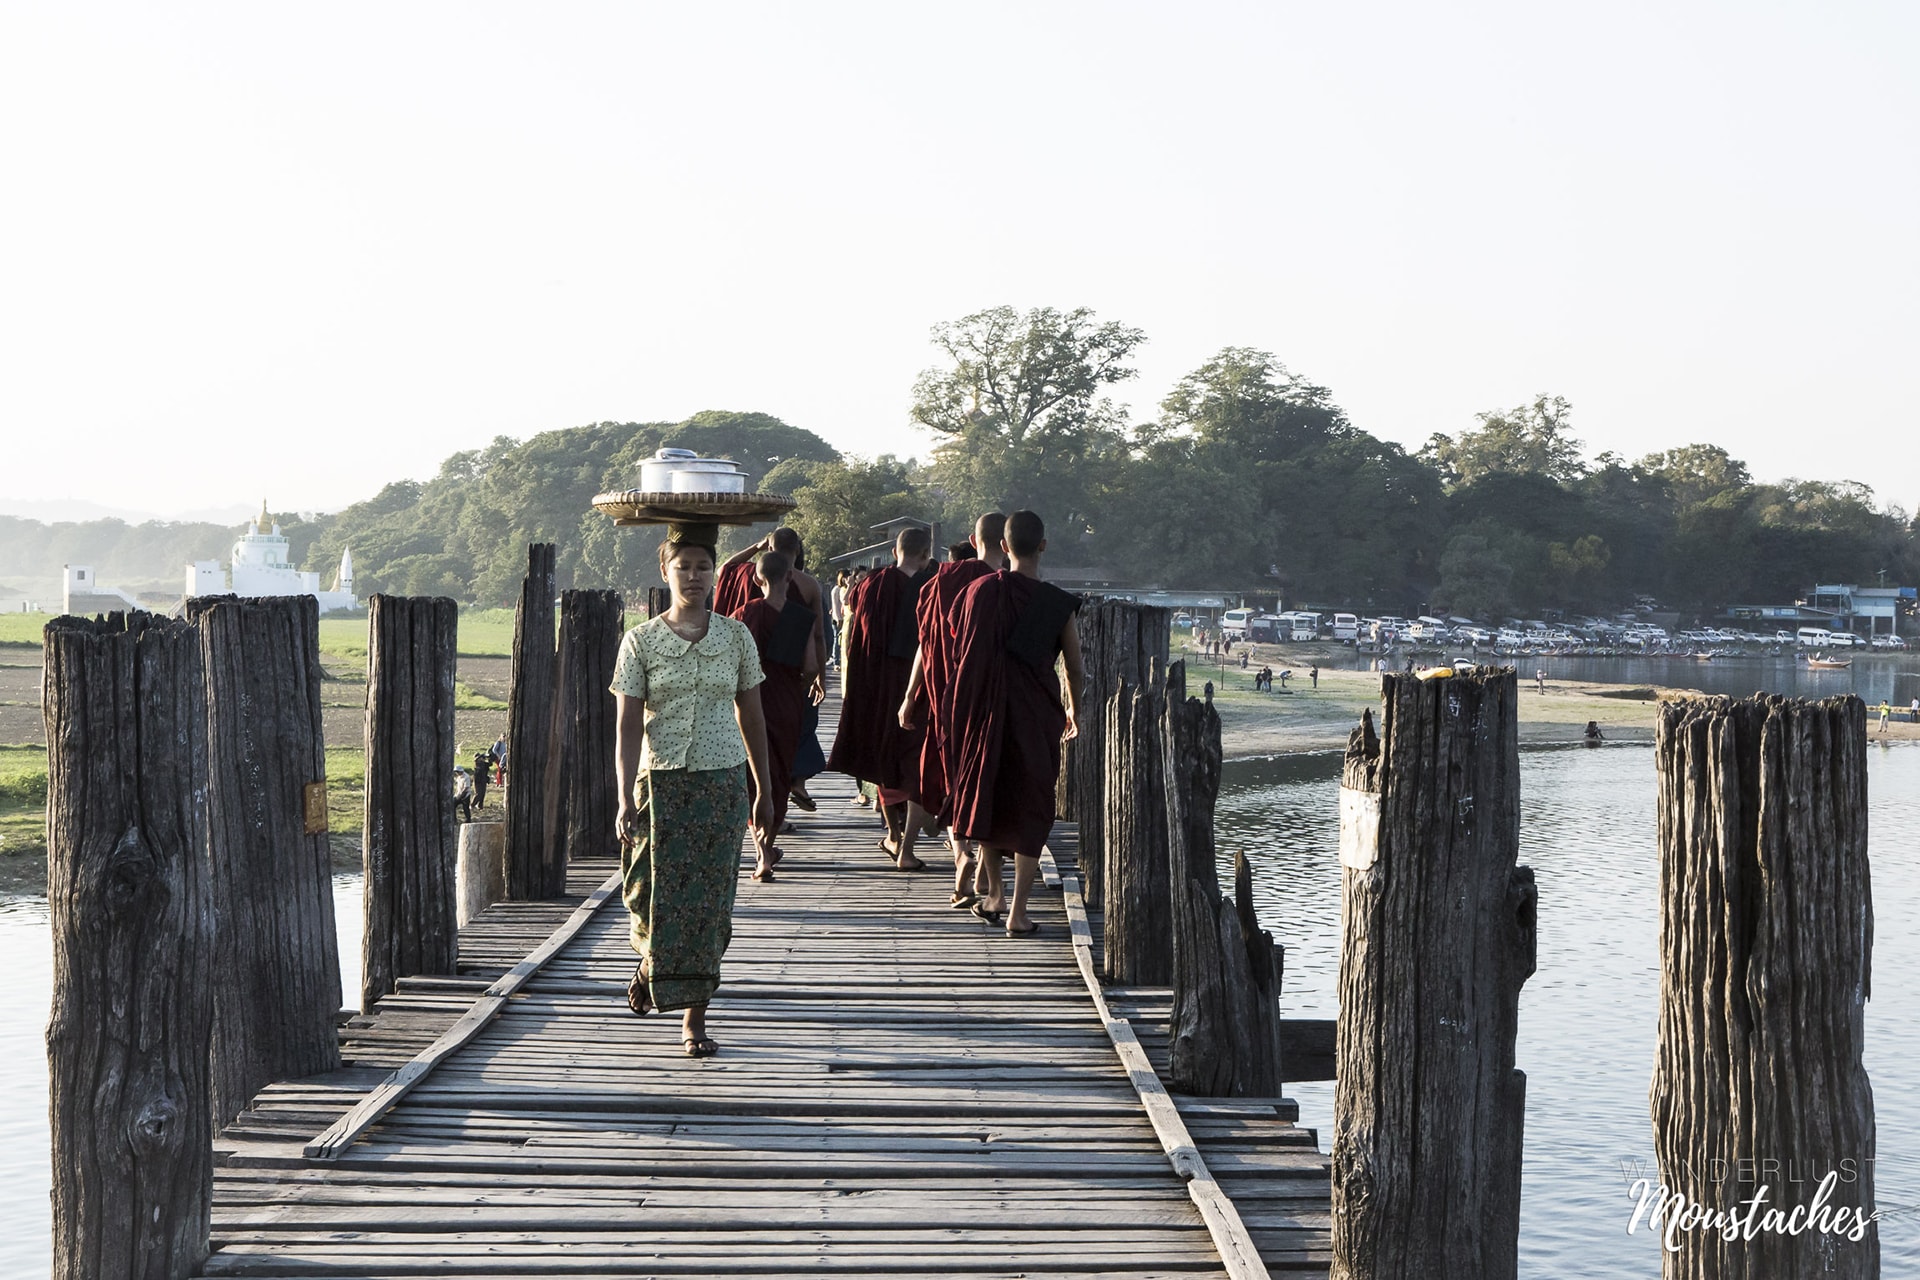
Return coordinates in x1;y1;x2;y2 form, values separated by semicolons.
1636;444;1751;510
765;456;926;565
1420;395;1586;489
912;306;1144;537
1432;534;1515;620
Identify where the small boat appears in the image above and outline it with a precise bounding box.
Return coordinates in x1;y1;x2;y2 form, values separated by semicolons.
1805;654;1852;670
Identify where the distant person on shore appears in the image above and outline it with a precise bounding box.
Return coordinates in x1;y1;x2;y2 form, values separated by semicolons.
452;766;473;823
471;749;493;808
491;734;507;786
611;527;776;1057
900;512;1007;908
945;510;1084;937
1585;720;1605;744
830;526;937;869
1911;697;1919;724
1309;665;1319;689
1879;700;1891;733
1536;668;1547;693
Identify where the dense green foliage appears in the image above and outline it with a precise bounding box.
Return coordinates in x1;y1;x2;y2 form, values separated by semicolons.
5;318;1915;618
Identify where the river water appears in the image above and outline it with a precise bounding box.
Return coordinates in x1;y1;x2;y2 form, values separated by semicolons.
1219;741;1919;1276
4;736;1913;1273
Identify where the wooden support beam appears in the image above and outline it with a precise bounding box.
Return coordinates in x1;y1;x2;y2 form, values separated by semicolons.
1104;671;1173;983
540;588;625;895
1165;662;1284;1098
44;613;213;1279
191;594;344;1128
505;544;558;899
1065;599;1170;909
361;594;460;1008
1332;670;1534;1280
1651;693;1877;1278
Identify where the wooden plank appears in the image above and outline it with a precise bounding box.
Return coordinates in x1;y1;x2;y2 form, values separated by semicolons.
303;869;622;1158
1045;844;1273;1280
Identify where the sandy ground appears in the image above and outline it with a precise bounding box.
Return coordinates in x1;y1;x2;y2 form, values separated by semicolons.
1175;642;1920;759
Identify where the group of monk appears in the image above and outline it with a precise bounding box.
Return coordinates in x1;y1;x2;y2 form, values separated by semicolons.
711;511;1086;935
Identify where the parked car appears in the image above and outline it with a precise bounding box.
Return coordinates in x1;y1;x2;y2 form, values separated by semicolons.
1871;634;1908;649
1172;612;1194;627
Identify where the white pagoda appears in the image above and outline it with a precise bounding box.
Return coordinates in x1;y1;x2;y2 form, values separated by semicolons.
185;501;358;613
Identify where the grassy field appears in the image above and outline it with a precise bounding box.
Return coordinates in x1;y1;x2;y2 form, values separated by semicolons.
0;613;52;647
317;606;524;662
0;744;48;887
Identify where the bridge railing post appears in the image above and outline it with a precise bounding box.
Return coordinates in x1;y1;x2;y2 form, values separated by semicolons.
361;593;460;1008
1067;599;1169;909
1103;667;1173;983
45;613;214;1279
539;588;625;894
1651;694;1877;1279
505;544;558;898
1332;670;1534;1280
191;594;343;1128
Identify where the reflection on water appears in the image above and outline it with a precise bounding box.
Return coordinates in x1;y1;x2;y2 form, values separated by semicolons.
1218;741;1918;1278
0;875;365;1277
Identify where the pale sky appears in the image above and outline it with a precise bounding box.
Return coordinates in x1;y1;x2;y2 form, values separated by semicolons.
2;1;1915;520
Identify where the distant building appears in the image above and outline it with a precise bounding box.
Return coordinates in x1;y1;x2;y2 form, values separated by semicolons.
185;501;358;614
1805;583;1914;638
62;565;141;617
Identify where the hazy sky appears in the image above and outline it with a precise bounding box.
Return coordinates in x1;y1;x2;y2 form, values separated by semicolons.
2;1;1915;520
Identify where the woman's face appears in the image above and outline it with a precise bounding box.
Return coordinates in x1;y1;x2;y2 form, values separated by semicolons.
663;545;716;608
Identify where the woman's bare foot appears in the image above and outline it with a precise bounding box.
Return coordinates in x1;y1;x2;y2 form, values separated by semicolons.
682;1006;717;1057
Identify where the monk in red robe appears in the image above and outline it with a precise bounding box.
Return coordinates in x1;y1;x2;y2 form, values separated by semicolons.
828;525;936;868
899;512;1006;906
729;549;818;882
718;528;829;812
945;510;1085;936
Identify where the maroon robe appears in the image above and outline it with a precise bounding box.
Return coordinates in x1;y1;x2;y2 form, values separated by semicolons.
827;563;934;794
945;570;1081;857
713;561;760;619
732;597;805;832
914;558;995;819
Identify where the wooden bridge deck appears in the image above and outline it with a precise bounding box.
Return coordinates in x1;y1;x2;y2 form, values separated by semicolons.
207;758;1330;1275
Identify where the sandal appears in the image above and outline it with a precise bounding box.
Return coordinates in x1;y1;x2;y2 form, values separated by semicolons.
684;1036;719;1058
626;968;653;1017
950;892;979;909
750;866;777;883
970;902;1003;925
1006;921;1041;938
789;789;817;813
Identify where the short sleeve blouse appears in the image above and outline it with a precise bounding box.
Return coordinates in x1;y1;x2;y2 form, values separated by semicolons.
608;614;765;771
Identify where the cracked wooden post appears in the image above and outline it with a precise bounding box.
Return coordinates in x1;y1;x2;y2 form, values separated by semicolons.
362;593;459;1008
191;594;343;1129
1103;669;1174;983
44;612;213;1279
1164;661;1285;1096
540;588;625;895
1332;669;1535;1280
1651;694;1877;1279
1067;600;1169;909
505;543;558;899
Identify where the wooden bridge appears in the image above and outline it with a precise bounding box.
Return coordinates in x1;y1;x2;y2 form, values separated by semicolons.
206;763;1332;1277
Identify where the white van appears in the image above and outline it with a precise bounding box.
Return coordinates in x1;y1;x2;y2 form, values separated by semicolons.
1796;627;1833;647
1220;608;1254;639
1284;612;1320;641
1332;612;1359;641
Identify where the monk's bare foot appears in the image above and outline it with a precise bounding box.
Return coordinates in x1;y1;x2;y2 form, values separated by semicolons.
895;851;927;872
788;783;817;812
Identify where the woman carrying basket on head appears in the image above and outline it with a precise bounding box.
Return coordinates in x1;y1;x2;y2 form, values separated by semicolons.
611;526;776;1058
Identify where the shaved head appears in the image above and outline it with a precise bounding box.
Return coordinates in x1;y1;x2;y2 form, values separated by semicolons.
974;512;1007;547
757;549;791;584
896;526;932;558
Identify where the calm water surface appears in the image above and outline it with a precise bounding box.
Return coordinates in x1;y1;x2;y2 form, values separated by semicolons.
1217;742;1919;1277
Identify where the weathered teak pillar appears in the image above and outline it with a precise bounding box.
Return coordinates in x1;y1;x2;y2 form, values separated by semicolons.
1065;599;1169;908
1104;671;1173;983
362;593;460;1008
192;595;342;1127
44;613;213;1279
1164;663;1285;1096
1332;670;1535;1280
1651;694;1877;1280
505;543;558;899
540;588;625;894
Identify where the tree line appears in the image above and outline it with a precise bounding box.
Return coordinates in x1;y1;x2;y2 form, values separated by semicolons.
6;307;1914;619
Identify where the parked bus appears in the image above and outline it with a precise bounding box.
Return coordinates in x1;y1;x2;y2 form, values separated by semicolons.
1332;612;1359;641
1220;607;1254;639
